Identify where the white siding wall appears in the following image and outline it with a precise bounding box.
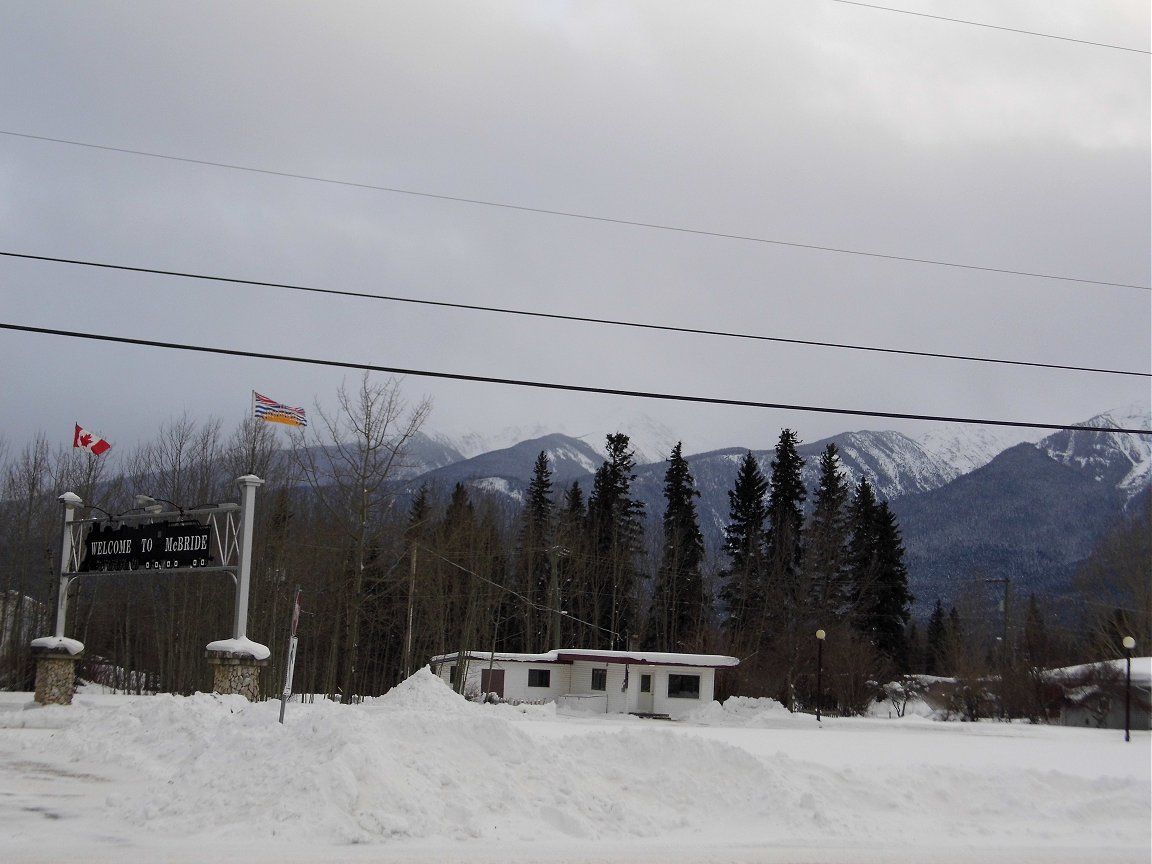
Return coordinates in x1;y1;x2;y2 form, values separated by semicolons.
500;663;571;702
432;658;721;717
650;666;717;719
566;668;631;714
430;659;571;702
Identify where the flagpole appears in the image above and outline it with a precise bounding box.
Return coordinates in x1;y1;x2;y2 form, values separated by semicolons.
248;391;255;475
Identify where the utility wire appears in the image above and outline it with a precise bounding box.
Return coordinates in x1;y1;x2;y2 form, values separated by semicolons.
1;129;1146;292
3;321;1150;435
416;543;618;640
828;1;1151;54
4;252;1147;378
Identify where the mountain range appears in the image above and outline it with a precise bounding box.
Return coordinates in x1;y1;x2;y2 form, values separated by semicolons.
404;405;1150;618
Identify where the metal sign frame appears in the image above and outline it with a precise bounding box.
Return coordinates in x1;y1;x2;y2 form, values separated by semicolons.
51;475;265;647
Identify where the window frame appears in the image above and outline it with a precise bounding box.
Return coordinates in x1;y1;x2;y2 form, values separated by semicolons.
591;667;607;691
527;668;551;688
667;673;701;699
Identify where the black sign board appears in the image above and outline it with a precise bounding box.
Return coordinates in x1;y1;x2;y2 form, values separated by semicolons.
81;521;214;572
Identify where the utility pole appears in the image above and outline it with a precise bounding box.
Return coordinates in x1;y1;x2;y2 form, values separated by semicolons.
545;545;568;649
403;543;417;679
984;577;1010;655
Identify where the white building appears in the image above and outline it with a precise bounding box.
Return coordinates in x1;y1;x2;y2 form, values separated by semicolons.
428;649;739;719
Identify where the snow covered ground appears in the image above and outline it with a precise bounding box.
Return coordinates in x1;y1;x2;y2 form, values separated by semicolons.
1;669;1148;864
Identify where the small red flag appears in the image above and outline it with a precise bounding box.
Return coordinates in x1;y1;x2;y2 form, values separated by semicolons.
74;423;112;456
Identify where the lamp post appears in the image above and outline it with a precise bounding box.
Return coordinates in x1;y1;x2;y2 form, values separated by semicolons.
815;629;826;722
1122;636;1136;742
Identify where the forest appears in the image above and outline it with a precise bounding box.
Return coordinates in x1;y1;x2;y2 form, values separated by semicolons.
1;374;1146;719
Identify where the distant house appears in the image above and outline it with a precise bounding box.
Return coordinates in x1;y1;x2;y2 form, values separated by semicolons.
428;649;739;719
1053;658;1151;731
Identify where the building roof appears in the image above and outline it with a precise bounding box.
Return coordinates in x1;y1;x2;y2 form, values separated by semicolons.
428;649;739;668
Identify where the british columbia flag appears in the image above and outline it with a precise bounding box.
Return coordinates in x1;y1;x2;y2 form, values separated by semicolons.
252;392;308;427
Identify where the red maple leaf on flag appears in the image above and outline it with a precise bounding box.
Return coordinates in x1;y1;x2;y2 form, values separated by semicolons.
74;423;112;455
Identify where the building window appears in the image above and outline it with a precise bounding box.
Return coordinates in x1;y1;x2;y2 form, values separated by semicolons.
449;665;458;687
591;668;607;691
667;674;700;699
640;674;651;693
528;668;551;688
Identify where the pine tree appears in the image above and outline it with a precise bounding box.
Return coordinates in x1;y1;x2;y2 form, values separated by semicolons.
650;443;707;651
764;429;807;706
925;599;947;675
719;452;769;651
585;434;645;649
514;452;555;651
863;501;913;669
555;481;587;647
1022;593;1050;667
802;443;851;623
846;477;913;671
765;430;806;612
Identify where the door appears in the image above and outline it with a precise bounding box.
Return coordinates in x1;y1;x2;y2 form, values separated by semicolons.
480;668;505;698
638;673;654;713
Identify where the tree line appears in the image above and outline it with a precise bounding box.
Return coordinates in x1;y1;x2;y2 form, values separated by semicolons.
1;374;1146;716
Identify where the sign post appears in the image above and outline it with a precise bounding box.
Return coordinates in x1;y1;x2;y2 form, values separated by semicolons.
279;587;302;725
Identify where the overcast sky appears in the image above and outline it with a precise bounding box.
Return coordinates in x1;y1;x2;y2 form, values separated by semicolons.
2;1;1149;463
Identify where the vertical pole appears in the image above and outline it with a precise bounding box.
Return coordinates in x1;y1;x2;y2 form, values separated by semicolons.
54;493;83;638
280;587;302;725
403;543;416;680
1002;577;1010;654
233;475;265;640
1125;649;1131;743
548;546;560;650
816;639;823;722
815;629;826;723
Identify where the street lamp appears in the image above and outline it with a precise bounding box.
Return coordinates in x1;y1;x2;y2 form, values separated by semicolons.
1122;636;1136;742
816;629;826;722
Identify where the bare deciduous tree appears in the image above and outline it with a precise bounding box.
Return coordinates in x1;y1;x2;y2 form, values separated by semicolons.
291;373;430;701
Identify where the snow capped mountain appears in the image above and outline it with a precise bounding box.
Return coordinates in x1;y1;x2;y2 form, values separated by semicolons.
410;434;605;502
1038;403;1152;496
429;424;556;460
819;430;955;499
430;412;680;468
911;423;1035;479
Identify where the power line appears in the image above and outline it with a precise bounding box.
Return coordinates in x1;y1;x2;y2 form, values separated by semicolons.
415;542;618;640
2;129;1146;292
3;321;1150;435
828;1;1152;54
4;252;1147;378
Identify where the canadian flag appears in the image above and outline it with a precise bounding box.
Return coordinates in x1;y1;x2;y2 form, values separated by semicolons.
73;423;112;456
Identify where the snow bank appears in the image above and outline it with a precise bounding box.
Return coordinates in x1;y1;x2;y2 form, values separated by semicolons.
2;668;1148;862
683;694;792;726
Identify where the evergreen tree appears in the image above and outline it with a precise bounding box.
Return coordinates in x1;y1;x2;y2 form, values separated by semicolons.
862;501;913;669
765;430;806;612
925;599;947;675
650;443;707;651
514;452;555;651
1021;593;1050;667
846;477;913;671
555;481;587;647
585;434;645;649
719;452;769;651
763;429;806;706
802;443;851;623
845;474;879;607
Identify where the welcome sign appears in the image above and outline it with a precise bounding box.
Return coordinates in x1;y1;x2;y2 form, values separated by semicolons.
81;521;214;572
